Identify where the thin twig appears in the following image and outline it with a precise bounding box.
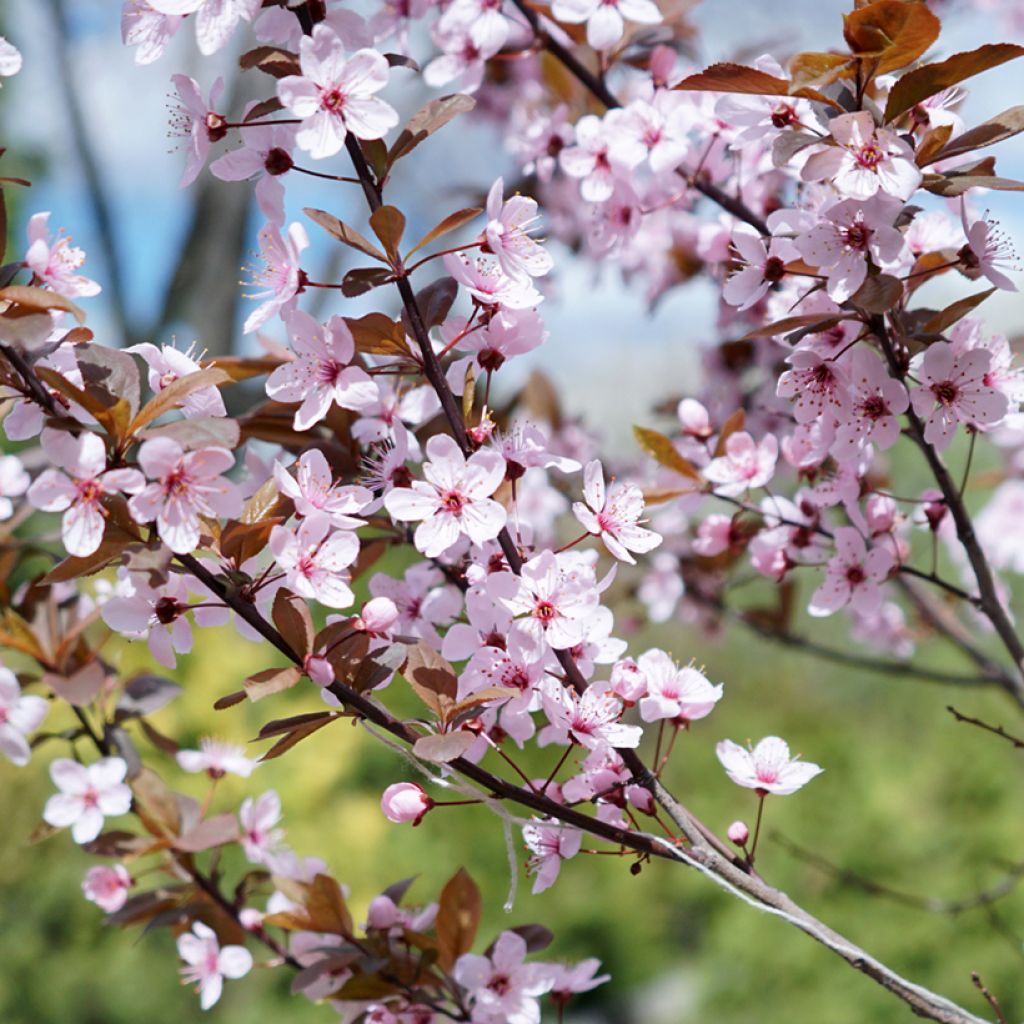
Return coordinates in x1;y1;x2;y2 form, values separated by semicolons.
948;706;1024;750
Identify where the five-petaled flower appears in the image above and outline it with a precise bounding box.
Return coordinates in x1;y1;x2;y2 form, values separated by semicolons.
809;526;895;617
716;736;823;795
43;756;133;844
572;460;662;564
177;921;253;1010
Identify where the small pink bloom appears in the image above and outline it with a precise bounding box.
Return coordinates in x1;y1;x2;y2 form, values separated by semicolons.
703;431;778;497
0;665;48;767
167;74;227;187
959;202;1019;292
573;460;661;564
482;178;552;283
176;738;256;779
273;448;370;526
43;757;132;844
0;453;30;522
24;212;101;298
809;526;894;617
0;36;23;79
82;864;132;913
239;790;285;865
551;0;661;50
122;1;183;65
777;351;849;426
129;438;242;554
381;782;432;824
243;221;309;334
559;115;623;203
636;649;722;724
550;958;611;1003
177;920;253;1010
277;25;399;160
832;348;909;460
304;654;335;686
29;429;144;557
454;932;555;1023
149;0;261;56
539;679;641;751
127;342;226;418
444;250;542;310
722;225;799;310
355;596;400;634
727;820;749;845
716;736;823;795
385;434;507;558
523;820;582;893
270;516;359;609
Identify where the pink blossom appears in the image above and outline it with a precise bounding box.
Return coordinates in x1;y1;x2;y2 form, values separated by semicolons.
727;820;749;845
453;931;554;1024
716;56;818;147
522;820;582;893
437;0;513;56
636;649;722;724
832;348;909;460
385;434;507;558
443;312;546;387
239;790;285;865
273;448;371;526
243;221;309;334
266;311;378;430
149;0;261;56
539;679;641;751
482;178;553;283
443;250;543;310
177;921;253;1010
270;516;359;609
167;75;226;187
176;738;256;779
802;111;921;200
24;212;101;298
0;36;23;79
796;196;906;302
28;430;144;557
43;757;132;844
611;94;694;174
381;782;432;824
0;453;30;521
355;596;400;635
703;431;778;497
716;736;823;795
909;342;1008;451
0;665;48;766
122;2;183;65
550;958;611;1003
278;25;398;160
777;351;849;425
369;563;461;647
82;864;132;913
809;526;894;617
608;658;648;702
551;0;661;50
129;438;242;553
959;204;1019;292
128;342;226;418
559;115;625;203
722;225;799;310
488;550;600;651
572;460;661;564
423;23;486;93
209;117;296;222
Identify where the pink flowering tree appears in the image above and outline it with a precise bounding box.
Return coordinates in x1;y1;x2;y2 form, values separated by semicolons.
3;2;1024;1021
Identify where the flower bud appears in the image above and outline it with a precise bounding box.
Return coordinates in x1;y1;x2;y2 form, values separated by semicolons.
609;659;647;703
727;820;750;846
356;597;399;635
381;782;432;825
304;654;334;687
238;908;264;931
366;894;399;930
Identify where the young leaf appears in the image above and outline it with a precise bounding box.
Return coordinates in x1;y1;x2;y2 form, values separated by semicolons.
128;367;232;435
788;51;853;91
884;43;1024;123
238;45;301;78
924;288;997;334
303;207;387;261
713;408;746;457
673;62;840;108
404;641;459;722
259;714;337;761
342;267;394;297
405;207;483;259
435;867;482;971
245;665;302;702
273;589;315;658
926;106;1024;164
369;205;406;263
345;313;409;356
842;1;940;74
387;94;476;167
849;272;904;313
0;285;86;322
633;425;701;481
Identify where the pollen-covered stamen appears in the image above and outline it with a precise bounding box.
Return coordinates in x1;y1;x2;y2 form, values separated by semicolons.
854;143;884;170
841;220;873;251
932;380;960;406
320;87;347;113
161;466;192;498
860;394;889;420
762;256;787;283
442;490;465;515
533;599;558;624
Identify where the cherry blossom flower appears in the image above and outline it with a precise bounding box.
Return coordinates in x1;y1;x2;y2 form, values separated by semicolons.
0;453;29;521
716;56;818;147
266;311;378;431
808;526;895;617
149;0;260;56
278;25;399;160
722;225;800;310
176;738;257;779
0;665;48;766
909;342;1008;451
270;516;359;609
453;931;555;1024
716;736;823;795
796;195;906;302
636;649;722;724
0;36;23;80
611;94;695;174
24;212;101;298
121;1;183;65
551;0;661;51
239;790;286;865
369;563;461;647
243;221;309;334
82;864;132;913
549;959;611;1004
802;111;921;201
444;250;543;310
559;115;626;203
832;348;909;459
522;820;582;894
958;204;1019;292
539;679;641;750
43;757;132;844
177;921;253;1010
488;550;600;651
443;312;546;389
28;430;144;557
423;22;486;93
385;434;507;558
128;341;226;418
572;460;661;564
727;820;749;845
168;75;226;187
274;449;371;527
437;0;513;56
482;178;553;283
703;431;778;497
129;438;242;553
209;117;296;222
381;782;432;824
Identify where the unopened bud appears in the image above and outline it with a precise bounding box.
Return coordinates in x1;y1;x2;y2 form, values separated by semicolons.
304;654;334;687
355;596;399;635
381;782;433;825
727;820;749;846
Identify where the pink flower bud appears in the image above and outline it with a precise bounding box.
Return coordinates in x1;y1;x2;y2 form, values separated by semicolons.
238;908;264;931
304;654;335;687
727;820;749;846
366;894;399;930
356;597;399;635
381;782;432;825
467;417;496;446
677;398;712;439
921;489;947;532
82;864;131;913
609;659;647;703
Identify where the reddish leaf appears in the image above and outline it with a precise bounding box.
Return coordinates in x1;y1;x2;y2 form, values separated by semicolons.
273;589;314;658
435;867;481;971
406;207;483;258
303;207;387;261
924;288;997;334
245;665;302;702
633;425;701;482
927;106;1024;164
849;272;904;313
673;61;840;108
403;641;458;722
842;1;940;74
175;813;240;852
128;367;232;435
369;205;406;263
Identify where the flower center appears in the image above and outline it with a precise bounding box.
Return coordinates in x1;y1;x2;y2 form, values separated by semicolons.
442;491;465;514
932;380;959;406
845;565;866;586
533;599;557;623
841;221;872;251
854;142;885;170
763;256;787;283
321;87;347;113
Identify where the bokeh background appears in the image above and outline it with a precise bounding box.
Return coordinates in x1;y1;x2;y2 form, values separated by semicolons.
2;1;1024;1021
